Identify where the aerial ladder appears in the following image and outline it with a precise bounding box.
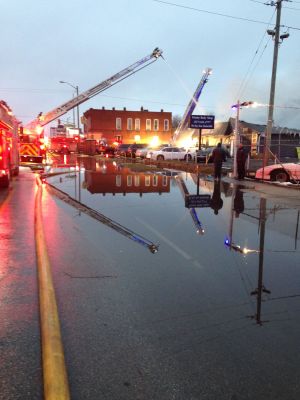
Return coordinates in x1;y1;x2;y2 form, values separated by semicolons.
175;175;205;235
172;68;212;146
20;48;163;163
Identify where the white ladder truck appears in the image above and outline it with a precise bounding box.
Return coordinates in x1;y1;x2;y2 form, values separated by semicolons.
172;68;212;146
20;47;163;163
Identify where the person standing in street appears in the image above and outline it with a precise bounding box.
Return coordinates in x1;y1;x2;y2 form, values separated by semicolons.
236;143;247;180
211;143;226;180
210;179;223;215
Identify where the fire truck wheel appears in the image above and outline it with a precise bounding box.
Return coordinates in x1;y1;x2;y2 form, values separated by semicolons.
0;175;10;188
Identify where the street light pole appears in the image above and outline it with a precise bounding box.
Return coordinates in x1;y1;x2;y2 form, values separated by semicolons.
233;100;241;179
59;80;80;134
75;85;80;134
59;80;81;203
232;101;256;178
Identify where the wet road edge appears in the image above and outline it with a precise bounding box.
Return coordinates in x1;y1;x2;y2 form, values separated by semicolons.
34;175;70;400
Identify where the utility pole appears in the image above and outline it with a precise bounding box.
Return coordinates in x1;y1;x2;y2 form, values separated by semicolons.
233;100;241;178
76;85;81;204
75;86;80;134
263;0;287;167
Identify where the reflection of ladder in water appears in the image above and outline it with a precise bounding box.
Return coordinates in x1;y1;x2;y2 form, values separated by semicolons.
175;176;205;234
46;182;159;253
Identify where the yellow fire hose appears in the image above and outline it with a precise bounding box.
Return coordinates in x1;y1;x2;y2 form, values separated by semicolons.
35;175;70;400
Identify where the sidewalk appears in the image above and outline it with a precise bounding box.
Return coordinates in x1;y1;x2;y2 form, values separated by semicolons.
0;167;42;400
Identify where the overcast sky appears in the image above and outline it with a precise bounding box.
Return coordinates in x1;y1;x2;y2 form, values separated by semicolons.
1;0;299;131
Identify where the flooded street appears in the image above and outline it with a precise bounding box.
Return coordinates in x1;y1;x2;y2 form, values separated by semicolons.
46;156;300;399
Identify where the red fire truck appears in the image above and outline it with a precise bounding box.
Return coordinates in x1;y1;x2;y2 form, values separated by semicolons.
0;101;19;188
49;135;79;154
19;124;46;164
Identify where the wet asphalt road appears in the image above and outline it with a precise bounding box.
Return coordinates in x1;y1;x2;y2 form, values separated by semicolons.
1;164;300;399
0;170;42;400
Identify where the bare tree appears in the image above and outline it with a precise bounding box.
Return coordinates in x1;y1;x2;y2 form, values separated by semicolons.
172;114;182;130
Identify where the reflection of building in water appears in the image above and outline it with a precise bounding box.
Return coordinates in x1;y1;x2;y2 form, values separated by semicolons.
83;161;170;195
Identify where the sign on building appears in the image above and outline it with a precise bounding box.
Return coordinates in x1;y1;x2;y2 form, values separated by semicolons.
189;115;215;129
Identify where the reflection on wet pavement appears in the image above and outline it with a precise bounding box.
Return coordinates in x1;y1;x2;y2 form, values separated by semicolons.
46;157;300;330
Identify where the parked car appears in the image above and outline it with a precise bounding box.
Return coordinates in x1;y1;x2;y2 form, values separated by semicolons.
136;144;170;159
115;144;131;157
196;147;214;163
255;162;300;182
127;143;148;158
96;144;115;157
146;146;192;161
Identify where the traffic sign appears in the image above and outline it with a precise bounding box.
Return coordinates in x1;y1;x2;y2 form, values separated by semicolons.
185;194;211;208
189;115;215;129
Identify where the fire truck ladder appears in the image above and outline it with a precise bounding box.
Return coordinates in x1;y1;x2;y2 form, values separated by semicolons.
175;175;205;234
26;48;163;130
45;180;159;254
172;68;212;144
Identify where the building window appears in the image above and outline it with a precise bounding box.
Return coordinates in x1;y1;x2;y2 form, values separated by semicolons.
153;175;158;186
127;175;132;186
162;176;168;186
153;119;159;131
116;118;122;130
135;118;140;131
146;119;151;131
127;118;133;130
116;175;122;186
115;135;122;143
164;119;169;131
145;175;151;186
134;175;140;186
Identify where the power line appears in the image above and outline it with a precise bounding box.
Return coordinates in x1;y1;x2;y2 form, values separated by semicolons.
152;0;300;30
153;0;271;25
235;38;271;101
249;0;269;4
235;9;275;100
0;87;69;93
283;5;300;9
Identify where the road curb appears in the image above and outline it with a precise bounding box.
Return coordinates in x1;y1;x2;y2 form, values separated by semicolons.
34;175;70;400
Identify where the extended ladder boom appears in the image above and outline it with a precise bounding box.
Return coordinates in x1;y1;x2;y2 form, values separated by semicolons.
173;67;212;143
26;47;163;129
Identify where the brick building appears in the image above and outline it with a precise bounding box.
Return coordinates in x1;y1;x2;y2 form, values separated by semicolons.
82;107;172;146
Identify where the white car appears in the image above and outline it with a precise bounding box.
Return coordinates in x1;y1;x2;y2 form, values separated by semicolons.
255;162;300;182
146;146;195;161
135;144;170;159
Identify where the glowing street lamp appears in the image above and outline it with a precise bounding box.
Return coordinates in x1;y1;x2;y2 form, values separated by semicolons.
224;238;259;255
